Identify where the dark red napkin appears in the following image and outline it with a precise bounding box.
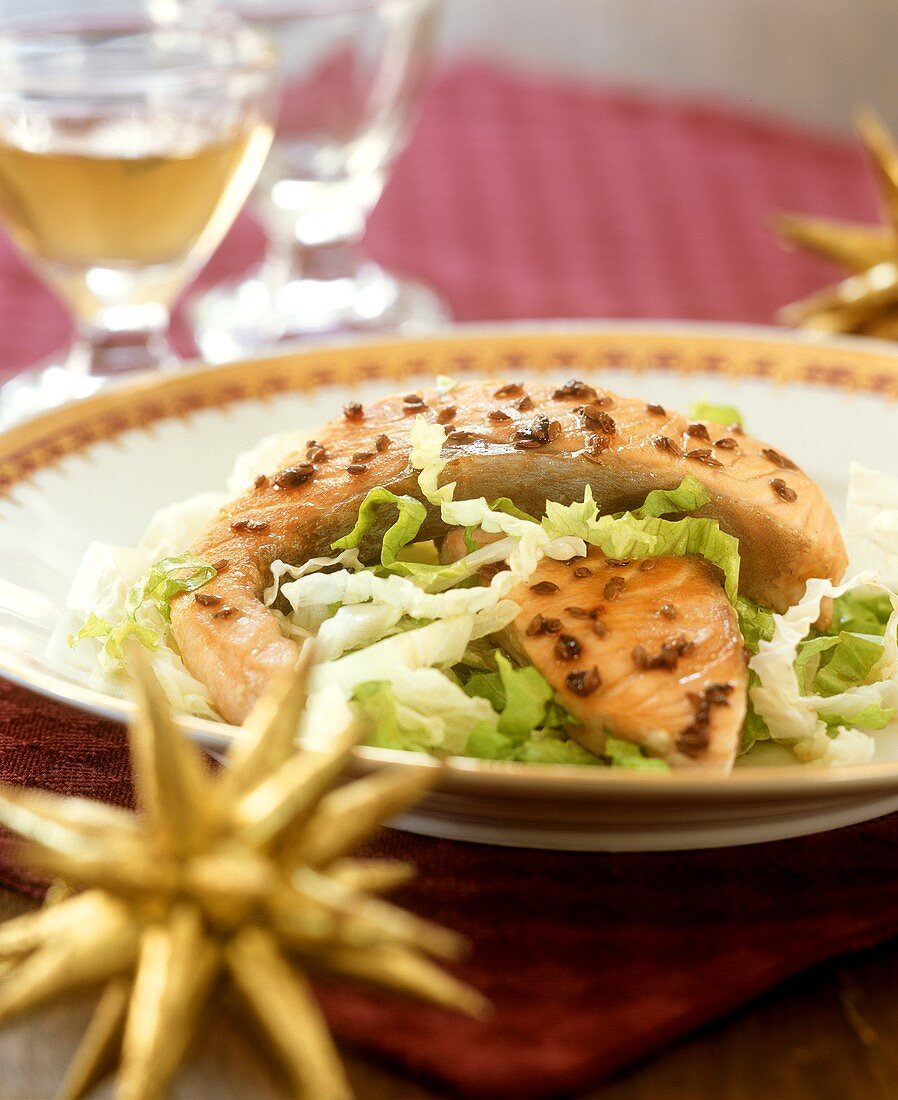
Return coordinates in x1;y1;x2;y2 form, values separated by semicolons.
0;62;893;1100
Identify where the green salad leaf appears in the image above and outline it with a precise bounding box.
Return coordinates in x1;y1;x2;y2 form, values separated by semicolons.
543;487;740;602
603;735;669;771
737;597;776;653
69;555;218;662
331;487;427;566
635;474;711;519
796;631;884;697
831;589;894;637
689;401;744;427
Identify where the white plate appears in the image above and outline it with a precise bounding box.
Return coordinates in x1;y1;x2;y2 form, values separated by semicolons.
5;320;898;851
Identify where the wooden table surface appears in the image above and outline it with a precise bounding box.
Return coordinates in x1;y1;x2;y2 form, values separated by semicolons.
2;885;898;1100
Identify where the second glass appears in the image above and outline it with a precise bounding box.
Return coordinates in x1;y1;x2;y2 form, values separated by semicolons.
190;0;448;363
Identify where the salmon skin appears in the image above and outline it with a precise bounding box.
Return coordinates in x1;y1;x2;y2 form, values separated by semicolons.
170;379;845;725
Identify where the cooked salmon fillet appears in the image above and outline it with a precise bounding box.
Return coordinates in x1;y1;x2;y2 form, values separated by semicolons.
441;530;746;770
503;551;747;770
170;379;845;724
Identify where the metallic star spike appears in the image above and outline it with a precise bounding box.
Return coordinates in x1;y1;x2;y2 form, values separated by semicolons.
775;107;898;335
0;643;482;1099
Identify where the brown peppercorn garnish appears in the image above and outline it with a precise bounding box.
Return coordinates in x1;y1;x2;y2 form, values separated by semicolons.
632;636;694;671
274;463;314;489
343;402;363;420
530;580;559;594
566;666;601;696
403;400;427;415
253;474;269;489
306;446;328;464
480;562;510;580
494;382;523;397
516;394;534;411
646;403;666;416
639;558;656;571
230;518;270;533
553;379;598;400
515;415;553;448
686;423;711;441
213;605;239;620
603;576;626;600
514;439;542;450
547;419;562;441
770;478;797;502
573;566;592;578
565;606;591;619
687;449;723;468
729;423;744;435
654;435;683;457
403;393;425;405
762;447;798;470
555;634;582;661
581;406;616;434
488;408;511;422
583;437;609;462
714;437;738;450
447;429;476;443
592;619;608;637
375;434;391;452
659;603;677;620
436;406;457;424
347;463;369;475
213;559;229;573
676;682;733;757
352;451;375;463
525;613;562;637
194;592;222;607
606;559;630;568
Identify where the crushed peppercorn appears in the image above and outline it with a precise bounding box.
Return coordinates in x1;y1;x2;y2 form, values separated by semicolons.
494;382;523;397
343;402;363;420
230;518;270;533
762;447;798;470
274;464;314;489
375;434;391;452
553;379;597;400
603;576;626;600
194;593;222;607
770;478;797;502
566;666;601;696
555;634;582;661
530;580;559;594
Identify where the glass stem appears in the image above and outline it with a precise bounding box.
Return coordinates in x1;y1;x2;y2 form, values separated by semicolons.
269;233;366;286
69;305;176;378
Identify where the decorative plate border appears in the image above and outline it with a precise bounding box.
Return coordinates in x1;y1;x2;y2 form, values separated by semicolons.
2;322;898;496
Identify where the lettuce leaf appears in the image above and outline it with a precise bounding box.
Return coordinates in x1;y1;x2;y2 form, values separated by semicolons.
489;497;538;523
690;401;744;427
69;554;217;662
635;475;711;519
463;652;555;738
331;487;426;566
542;487;740;601
603;736;669;771
832;589;893;637
736;597;776;653
811;632;883;697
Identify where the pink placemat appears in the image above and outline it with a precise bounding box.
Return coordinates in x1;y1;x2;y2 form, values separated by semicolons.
0;60;874;376
0;61;891;1100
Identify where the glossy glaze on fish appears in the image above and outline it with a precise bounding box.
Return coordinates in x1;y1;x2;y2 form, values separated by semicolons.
170;379;845;724
501;550;747;771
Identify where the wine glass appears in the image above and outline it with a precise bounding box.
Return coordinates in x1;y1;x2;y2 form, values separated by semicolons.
189;0;448;363
0;3;278;426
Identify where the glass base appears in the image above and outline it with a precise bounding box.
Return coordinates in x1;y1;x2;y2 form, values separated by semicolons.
189;260;452;364
0;362;109;429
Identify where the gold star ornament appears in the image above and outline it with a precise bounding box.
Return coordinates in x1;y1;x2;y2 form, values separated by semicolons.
775;107;898;338
0;646;487;1099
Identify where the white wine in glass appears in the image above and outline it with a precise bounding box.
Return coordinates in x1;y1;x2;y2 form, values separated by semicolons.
0;7;278;425
190;0;447;363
